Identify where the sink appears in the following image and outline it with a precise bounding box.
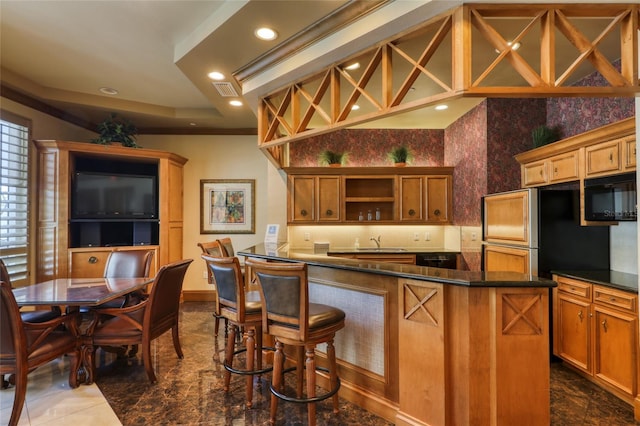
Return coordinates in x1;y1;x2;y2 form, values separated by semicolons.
356;247;407;252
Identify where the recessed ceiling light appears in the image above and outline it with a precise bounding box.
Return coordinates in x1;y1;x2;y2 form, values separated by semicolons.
255;27;278;41
345;62;360;70
435;104;448;111
189;122;197;126
229;100;243;107
207;71;225;81
351;104;360;110
99;87;118;95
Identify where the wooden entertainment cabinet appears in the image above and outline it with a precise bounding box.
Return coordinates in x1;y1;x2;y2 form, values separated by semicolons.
34;140;188;281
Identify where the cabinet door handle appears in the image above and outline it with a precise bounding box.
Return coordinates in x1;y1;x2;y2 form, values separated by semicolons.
325;209;333;216
88;256;98;264
609;153;613;162
433;209;441;216
577;310;583;320
554;167;558;174
408;209;415;216
300;209;308;217
601;319;608;332
609;297;616;302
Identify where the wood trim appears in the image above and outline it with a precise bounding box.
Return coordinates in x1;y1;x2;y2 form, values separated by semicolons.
284;166;454;176
181;290;216;302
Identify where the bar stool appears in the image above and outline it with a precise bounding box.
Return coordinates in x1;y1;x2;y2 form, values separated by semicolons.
246;258;345;426
201;254;272;408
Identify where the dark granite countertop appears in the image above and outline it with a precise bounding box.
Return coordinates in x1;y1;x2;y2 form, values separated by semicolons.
238;244;556;288
551;270;638;293
325;248;460;255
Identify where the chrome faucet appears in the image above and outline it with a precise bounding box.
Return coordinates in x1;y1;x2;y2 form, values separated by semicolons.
370;235;381;249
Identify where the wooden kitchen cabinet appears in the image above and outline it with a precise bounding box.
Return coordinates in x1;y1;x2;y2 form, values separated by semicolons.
585;139;621;177
287;175;340;223
516;117;635;187
553;275;639;404
425;175;451;222
285;167;453;225
521;150;579;187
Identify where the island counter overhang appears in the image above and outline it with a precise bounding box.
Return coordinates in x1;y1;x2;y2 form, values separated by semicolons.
239;244;556;425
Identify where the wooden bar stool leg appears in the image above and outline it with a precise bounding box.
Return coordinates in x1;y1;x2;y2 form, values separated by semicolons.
327;339;340;413
295;346;304;398
270;340;284;425
223;325;236;392
245;327;255;407
305;345;317;426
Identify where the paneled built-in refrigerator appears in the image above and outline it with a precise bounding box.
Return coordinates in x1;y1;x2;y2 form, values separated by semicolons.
482;187;610;278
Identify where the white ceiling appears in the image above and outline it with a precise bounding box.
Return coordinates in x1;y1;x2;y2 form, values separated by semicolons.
0;1;635;134
0;0;352;131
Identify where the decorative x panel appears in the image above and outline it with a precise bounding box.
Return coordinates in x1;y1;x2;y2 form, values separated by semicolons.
502;293;543;335
403;283;440;326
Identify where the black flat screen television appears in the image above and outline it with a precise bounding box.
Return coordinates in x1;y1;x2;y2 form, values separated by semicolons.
72;172;157;219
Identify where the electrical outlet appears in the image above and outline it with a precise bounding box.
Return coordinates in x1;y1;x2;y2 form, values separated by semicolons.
425;232;430;241
304;232;310;241
413;232;420;241
471;232;477;241
202;270;208;280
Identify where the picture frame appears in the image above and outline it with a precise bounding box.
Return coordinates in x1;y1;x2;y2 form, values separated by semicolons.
200;179;255;234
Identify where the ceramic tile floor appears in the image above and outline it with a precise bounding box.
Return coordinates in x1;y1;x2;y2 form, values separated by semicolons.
2;301;638;425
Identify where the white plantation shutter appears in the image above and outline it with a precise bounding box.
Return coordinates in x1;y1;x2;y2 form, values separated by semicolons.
0;113;30;286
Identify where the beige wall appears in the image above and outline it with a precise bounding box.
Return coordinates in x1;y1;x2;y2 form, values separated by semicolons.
137;134;287;292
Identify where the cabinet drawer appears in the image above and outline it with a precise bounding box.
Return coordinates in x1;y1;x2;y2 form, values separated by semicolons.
549;151;579;183
586;140;621;176
522;161;547;186
555;276;591;300
593;285;637;314
69;250;111;278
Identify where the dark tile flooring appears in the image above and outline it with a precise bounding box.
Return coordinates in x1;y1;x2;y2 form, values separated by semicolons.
94;302;638;425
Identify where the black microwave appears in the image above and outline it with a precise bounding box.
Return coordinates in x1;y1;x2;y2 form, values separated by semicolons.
584;172;637;221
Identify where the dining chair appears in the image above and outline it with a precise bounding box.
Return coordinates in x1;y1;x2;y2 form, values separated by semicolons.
201;254;273;408
100;249;155;308
86;258;193;383
197;241;227;337
0;258;61;322
0;280;81;426
217;237;235;257
246;258;346;426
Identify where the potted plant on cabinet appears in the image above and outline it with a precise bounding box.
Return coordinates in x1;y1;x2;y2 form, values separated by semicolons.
388;145;413;166
91;113;140;148
531;125;562;148
319;150;348;167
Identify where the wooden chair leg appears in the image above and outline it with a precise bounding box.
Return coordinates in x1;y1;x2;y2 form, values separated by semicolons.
270;340;284;425
10;368;28;426
214;315;220;336
172;324;184;359
305;345;317;426
142;340;157;384
295;346;304;398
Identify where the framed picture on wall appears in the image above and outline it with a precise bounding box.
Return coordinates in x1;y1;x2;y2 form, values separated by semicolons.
200;179;255;234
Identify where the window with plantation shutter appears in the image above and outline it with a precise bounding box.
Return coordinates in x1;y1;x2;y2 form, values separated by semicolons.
0;112;30;287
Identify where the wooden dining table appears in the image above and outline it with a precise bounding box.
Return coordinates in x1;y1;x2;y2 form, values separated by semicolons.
13;277;154;384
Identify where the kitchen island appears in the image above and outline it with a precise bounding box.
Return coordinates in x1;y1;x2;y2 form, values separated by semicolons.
239;244;556;425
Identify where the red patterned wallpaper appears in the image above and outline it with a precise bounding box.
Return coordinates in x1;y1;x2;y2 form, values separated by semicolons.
288;129;444;167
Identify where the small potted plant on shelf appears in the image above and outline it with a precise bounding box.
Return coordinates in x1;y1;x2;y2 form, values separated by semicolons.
387;145;413;166
531;125;561;148
91;113;140;148
319;150;348;167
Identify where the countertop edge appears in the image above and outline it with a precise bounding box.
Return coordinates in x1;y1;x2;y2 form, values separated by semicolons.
239;244;556;288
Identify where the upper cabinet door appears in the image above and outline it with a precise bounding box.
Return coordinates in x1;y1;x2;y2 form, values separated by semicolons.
483;189;537;247
289;175;315;223
586;139;621;177
317;176;340;222
399;176;424;221
426;175;451;223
